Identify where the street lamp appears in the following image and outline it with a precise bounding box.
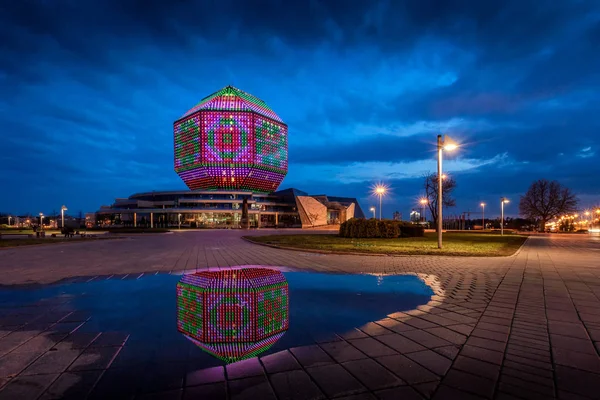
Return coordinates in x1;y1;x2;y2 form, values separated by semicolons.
373;185;387;221
480;203;486;230
369;207;376;219
61;205;68;229
500;198;509;236
7;216;12;226
419;198;428;222
39;212;44;230
178;213;182;230
437;134;459;249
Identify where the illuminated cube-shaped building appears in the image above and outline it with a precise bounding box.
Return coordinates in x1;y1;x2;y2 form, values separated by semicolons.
176;268;289;363
174;86;288;192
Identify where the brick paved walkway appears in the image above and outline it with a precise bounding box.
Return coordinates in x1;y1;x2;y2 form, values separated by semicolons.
0;231;599;399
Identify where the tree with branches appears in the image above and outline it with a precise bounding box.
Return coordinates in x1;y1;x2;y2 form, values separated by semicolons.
519;179;578;231
424;173;457;232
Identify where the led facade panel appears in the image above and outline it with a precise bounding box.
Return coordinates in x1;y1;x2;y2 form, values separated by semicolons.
174;86;288;192
176;267;289;363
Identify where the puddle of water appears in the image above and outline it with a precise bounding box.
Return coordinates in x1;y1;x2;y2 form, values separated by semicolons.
0;270;434;368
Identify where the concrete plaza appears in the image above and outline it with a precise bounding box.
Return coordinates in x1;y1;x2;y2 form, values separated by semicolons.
0;231;599;399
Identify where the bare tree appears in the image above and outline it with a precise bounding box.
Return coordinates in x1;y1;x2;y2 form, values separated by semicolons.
424;173;457;232
519;179;578;231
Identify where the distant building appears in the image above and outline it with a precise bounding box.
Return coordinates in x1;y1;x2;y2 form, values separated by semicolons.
410;210;421;223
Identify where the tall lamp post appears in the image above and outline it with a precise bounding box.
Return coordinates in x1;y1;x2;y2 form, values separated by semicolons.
39;212;44;230
178;213;182;230
369;207;376;219
437;135;459;249
61;205;67;229
500;197;509;236
419;198;428;222
374;185;387;221
7;216;12;226
480;203;486;230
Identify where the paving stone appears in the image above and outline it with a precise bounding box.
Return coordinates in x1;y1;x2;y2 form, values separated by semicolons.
68;346;122;371
374;318;416;333
182;382;225;400
185;366;224;386
431;345;460;360
376;354;439;384
348;337;397;357
431;384;485;400
269;370;325;400
442;368;496;398
465;336;506;352
54;331;100;350
22;348;82;375
306;364;367;398
319;341;367;363
399;330;452;349
424;326;467;345
459;344;504;365
412;381;440;399
260;350;301;373
375;386;424;400
499;373;555;398
226;357;264;380
89;331;129;347
358;322;392;336
452;355;500;381
342;358;404;390
0;373;58;400
0;351;40;378
39;370;102;399
405;350;452;376
552;348;600;373
339;328;369;340
290;345;335;368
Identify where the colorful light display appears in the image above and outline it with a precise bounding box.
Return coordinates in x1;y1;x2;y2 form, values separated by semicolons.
176;268;289;363
174;86;288;192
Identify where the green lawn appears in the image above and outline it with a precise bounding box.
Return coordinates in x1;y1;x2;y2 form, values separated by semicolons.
0;236;119;248
245;232;528;257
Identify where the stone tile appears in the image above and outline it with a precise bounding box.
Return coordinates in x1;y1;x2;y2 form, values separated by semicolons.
54;331;100;350
342;358;404;390
39;370;102;399
376;354;439;384
339;328;369;340
405;350;452;376
0;373;58;400
424;326;467;345
452;355;500;381
226;357;264;380
182;382;226;400
503;360;554;379
22;349;82;375
68;346;122;371
269;370;325;400
442;368;496;398
470;328;508;342
358;322;392;336
48;322;84;334
399;330;451;349
372;333;425;354
374;318;416;333
375;386;424;400
431;384;485;400
10;333;61;354
551;334;597;354
348;337;397;357
548;321;589;339
459;344;504;365
260;350;301;373
445;324;475;336
306;364;366;398
499;373;554;398
403;318;438;329
412;381;440;399
552;348;600;373
0;351;40;378
185;366;224;386
319;341;367;363
289;345;335;368
431;345;460;360
465;336;506;352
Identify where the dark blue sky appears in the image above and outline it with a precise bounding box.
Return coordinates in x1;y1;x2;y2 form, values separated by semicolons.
1;0;599;219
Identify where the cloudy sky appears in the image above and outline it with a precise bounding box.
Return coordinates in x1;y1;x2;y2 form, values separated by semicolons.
1;0;599;219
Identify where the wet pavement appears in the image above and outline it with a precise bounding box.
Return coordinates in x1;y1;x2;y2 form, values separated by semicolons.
0;231;599;399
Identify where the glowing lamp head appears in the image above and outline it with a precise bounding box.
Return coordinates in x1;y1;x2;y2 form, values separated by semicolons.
374;185;387;196
369;207;375;212
480;202;486;207
442;135;459;151
420;198;428;205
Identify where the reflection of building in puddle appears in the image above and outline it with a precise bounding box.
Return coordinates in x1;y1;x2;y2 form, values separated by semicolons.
177;268;289;363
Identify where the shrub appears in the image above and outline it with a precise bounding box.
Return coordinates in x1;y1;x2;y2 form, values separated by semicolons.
339;219;424;238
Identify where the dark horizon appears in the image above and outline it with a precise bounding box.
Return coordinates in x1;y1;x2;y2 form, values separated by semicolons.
1;0;599;219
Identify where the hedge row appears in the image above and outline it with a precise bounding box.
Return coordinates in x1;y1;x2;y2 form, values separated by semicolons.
339;218;424;238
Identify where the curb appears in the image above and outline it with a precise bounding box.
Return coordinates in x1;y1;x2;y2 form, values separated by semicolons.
241;236;526;258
